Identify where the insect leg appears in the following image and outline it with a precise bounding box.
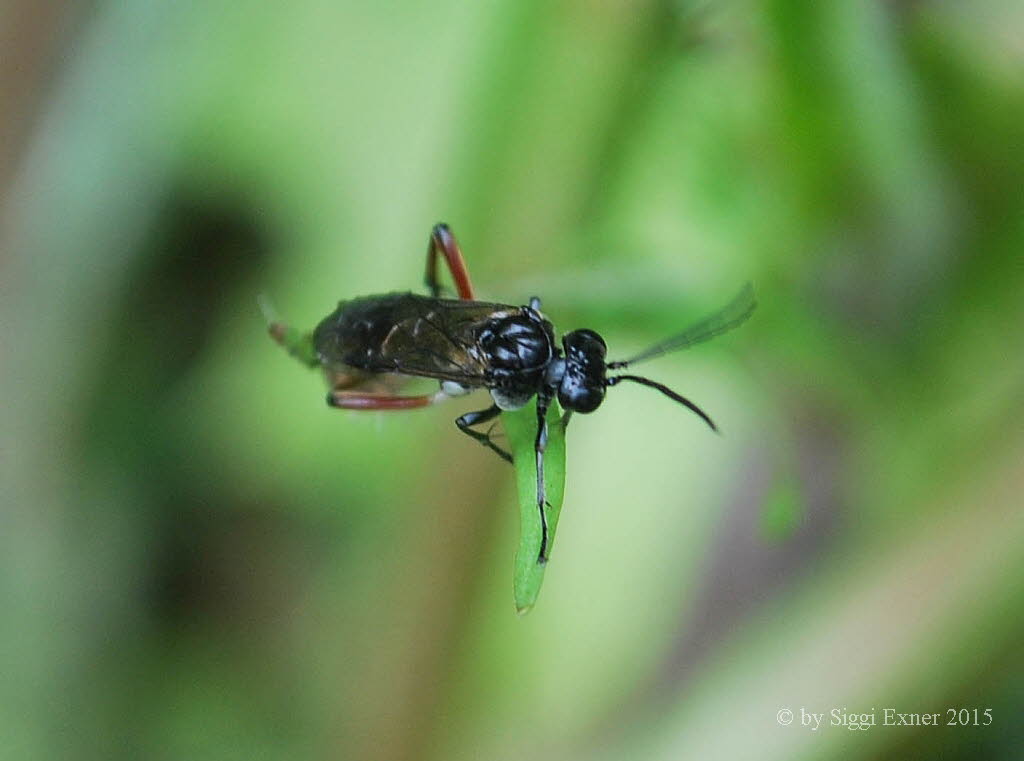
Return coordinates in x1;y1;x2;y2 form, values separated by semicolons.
455;405;513;464
534;391;552;564
327;390;442;410
259;295;319;368
425;223;475;300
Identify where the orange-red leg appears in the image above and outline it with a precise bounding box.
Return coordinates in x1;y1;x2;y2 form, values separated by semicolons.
425;223;475;300
326;390;444;410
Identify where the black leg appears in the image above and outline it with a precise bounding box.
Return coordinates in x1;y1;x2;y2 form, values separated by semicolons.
455;404;513;464
534;391;552;564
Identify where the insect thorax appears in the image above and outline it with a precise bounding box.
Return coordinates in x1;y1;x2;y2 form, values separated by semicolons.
489;387;534;411
478;311;554;410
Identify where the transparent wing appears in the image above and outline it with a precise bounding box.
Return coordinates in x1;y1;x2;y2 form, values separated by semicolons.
609;283;756;368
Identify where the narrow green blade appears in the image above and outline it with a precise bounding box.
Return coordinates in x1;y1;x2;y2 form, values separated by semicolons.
502;399;567;615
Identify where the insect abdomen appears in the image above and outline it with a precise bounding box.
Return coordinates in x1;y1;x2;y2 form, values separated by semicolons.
313;293;411;370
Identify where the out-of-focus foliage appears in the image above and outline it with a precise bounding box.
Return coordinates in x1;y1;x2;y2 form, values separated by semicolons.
2;1;1023;760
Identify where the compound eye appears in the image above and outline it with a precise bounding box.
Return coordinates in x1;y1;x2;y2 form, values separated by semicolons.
563;329;607;360
558;380;605;414
576;329;607;351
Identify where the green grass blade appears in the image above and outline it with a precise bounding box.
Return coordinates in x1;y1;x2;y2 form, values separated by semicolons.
502;398;567;615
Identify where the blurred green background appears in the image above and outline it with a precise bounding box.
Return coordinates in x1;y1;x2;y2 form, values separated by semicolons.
3;1;1024;759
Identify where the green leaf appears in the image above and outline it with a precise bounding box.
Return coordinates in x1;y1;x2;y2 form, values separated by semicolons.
502;398;567;615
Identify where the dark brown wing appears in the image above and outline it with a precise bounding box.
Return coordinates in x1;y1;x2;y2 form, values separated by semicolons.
313;292;521;385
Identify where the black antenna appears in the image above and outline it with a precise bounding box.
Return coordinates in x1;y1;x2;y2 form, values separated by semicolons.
606;375;718;432
608;283;756;369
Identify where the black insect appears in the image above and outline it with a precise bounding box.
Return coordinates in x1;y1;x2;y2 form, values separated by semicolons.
267;223;755;563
